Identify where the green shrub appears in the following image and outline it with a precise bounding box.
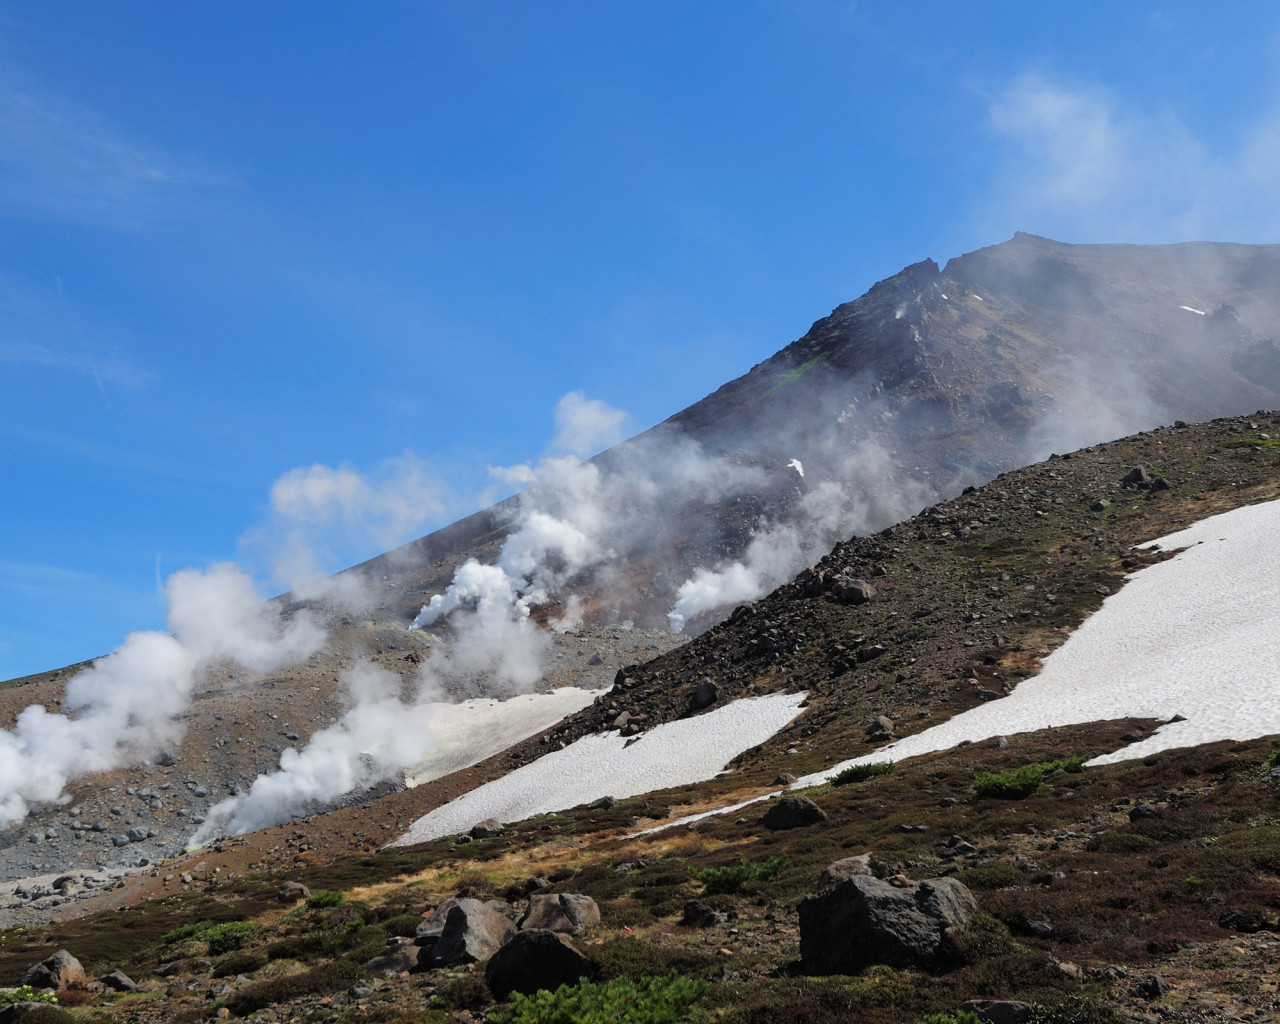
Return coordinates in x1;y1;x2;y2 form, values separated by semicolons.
203;920;260;955
0;986;59;1008
830;762;894;786
492;972;708;1024
920;1012;984;1024
227;957;366;1016
305;889;346;909
160;917;258;954
974;757;1088;799
694;855;787;895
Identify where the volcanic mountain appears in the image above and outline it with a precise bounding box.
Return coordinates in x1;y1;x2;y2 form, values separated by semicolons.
4;232;1280;887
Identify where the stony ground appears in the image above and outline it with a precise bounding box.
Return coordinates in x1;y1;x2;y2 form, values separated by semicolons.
1;410;1279;1023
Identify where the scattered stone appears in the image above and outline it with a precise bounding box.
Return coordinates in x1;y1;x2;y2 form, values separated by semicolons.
773;773;797;786
1129;803;1164;822
690;678;718;711
364;937;420;975
1122;466;1151;486
485;929;599;1001
960;999;1033;1024
831;577;876;605
154;749;177;767
817;854;874;889
518;893;600;936
682;900;729;927
761;796;828;831
469;818;503;840
1136;975;1169;999
585;795;615;810
97;969;141;992
348;982;375;1000
1027;920;1054;938
798;875;977;972
866;715;896;741
277;880;310;902
416;898;459;946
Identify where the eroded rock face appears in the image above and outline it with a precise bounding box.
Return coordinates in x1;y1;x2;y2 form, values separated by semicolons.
484;929;598;1001
423;899;514;968
517;893;600;936
798;875;977;972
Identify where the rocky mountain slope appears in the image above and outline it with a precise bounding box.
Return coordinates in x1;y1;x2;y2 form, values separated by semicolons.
5;233;1280;899
2;411;1279;1024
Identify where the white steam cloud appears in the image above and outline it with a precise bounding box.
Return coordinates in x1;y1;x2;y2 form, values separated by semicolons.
244;451;449;606
667;441;940;630
984;70;1280;244
0;564;323;831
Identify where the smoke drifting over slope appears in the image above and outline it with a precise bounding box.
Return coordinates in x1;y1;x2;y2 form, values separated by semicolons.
0;564;323;831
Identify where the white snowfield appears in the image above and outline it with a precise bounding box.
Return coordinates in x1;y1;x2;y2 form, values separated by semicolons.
401;687;604;788
798;495;1280;785
389;691;808;846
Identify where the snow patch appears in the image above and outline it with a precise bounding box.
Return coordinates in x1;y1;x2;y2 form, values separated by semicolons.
1180;305;1207;315
389;691;808;846
799;497;1280;783
787;458;805;478
401;687;604;787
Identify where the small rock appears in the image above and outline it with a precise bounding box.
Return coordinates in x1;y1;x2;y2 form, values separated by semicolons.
97;969;141;992
277;880;310;902
960;999;1033;1024
682;900;729;927
1136;975;1169;999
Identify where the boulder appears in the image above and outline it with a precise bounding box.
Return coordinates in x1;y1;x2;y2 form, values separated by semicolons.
277;880;311;902
518;893;600;936
690;679;718;711
817;854;874;889
416;898;459;945
798;875;977;972
484;929;598;1001
96;969;141;992
960;999;1033;1024
1121;466;1151;486
761;796;827;831
365;937;420;975
20;949;86;990
681;900;728;927
831;577;876;605
865;715;895;741
469;818;503;839
424;899;514;967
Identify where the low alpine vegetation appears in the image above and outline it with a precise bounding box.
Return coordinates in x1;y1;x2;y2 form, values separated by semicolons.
974;756;1087;799
492;972;709;1024
694;854;788;895
830;761;894;786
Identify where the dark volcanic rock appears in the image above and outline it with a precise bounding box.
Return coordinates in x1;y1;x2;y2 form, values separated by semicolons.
484;929;598;1001
798;875;977;971
817;854;874;889
681;900;729;927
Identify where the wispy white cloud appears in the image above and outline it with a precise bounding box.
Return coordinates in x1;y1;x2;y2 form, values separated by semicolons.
0;72;234;231
0;273;153;391
982;71;1280;242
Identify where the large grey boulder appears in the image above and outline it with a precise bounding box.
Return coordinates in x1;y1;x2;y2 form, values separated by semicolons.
423;899;514;968
762;796;827;830
20;949;86;990
484;929;598;1001
517;893;600;936
798;875;977;972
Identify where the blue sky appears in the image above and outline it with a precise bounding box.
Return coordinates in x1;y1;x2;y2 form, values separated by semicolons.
3;1;1279;680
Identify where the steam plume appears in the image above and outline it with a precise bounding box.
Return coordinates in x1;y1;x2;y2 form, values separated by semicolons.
0;564;323;831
